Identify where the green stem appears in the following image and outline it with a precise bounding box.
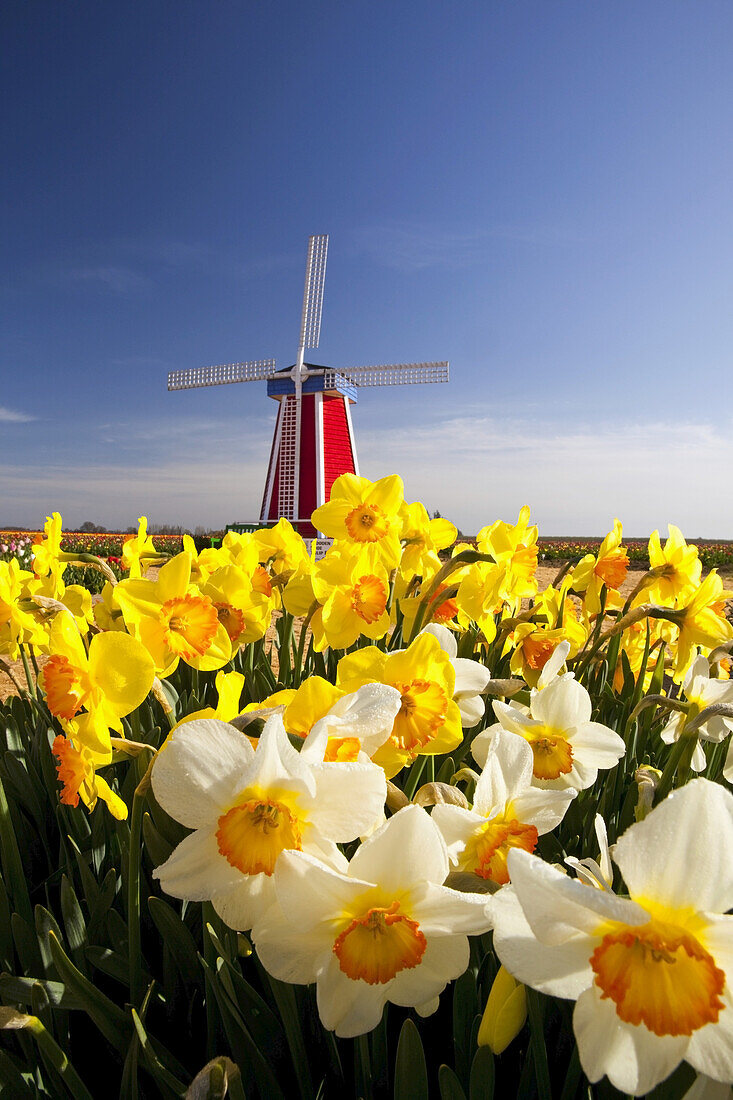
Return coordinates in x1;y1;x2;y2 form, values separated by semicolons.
355;1033;373;1100
655;732;696;805
128;758;153;1006
293;602;318;688
404;756;426;800
19;645;37;699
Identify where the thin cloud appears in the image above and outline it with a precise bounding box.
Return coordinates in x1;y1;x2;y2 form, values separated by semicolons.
3;414;729;536
0;405;35;423
66;266;152;294
353;221;585;271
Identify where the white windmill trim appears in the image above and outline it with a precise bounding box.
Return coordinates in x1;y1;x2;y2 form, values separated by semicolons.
344;398;360;477
315;392;325;509
261;399;284;523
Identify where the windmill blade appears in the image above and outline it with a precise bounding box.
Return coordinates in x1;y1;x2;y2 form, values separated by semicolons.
330;361;450;388
299;234;329;350
167;359;277;391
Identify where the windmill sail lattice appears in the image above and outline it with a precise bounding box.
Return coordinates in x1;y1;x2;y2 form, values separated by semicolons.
167;235;450;536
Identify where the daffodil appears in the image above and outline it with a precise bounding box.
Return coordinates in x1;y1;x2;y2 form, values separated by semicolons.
200;563;273;648
0;559;47;658
432;731;575;884
455;561;507;644
505;622;569;687
174;670;245;728
122;516;161;579
420;624;490;726
398;501;456;581
151;714;387;931
311;474;404;569
254;518;311;590
474;673;625;790
253;804;492;1037
660;655;733;771
476;506;538;607
646;525;702;605
336;632;463;777
245;678;401;763
52;734;127;820
310;546;391;651
488;779;733;1096
672;572;733;683
39;611;155;757
115;552;231;675
571;520;629;615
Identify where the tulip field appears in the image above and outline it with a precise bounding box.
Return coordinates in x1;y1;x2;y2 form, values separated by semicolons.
1;475;732;1099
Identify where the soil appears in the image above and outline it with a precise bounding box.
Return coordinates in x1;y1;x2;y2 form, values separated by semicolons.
3;562;732;704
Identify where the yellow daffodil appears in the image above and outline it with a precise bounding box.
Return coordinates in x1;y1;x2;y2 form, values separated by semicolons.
311;474;405;570
671;571;733;682
571;520;629;615
645;525;702;606
115;552;231;675
477;506;538;607
52;734;127;820
254;519;311;589
200;564;273;648
310;546;391;651
0;559;47;658
39;611;155;757
336;632;463;777
122;516;161;579
506;622;571;687
455;561;507;643
398;501;457;581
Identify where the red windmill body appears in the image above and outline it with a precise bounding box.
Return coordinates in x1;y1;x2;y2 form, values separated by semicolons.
168;236;449;536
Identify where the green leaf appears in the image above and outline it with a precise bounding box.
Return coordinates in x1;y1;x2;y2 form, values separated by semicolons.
0;972;83;1010
453;968;478;1084
0;1047;34;1099
10;913;42;977
0;875;14;970
47;930;131;1054
526;989;552;1100
35;904;65;979
142;811;174;866
131;1008;187;1098
201;958;286;1100
0;773;32;925
438;1065;467;1100
393;1018;428;1100
148;897;202;992
60;875;88;974
469;1046;494;1100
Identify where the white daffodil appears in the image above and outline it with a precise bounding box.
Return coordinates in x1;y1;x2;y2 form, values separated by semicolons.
488;779;733;1097
432;730;575;885
473;673;625;790
253;804;492;1038
662;655;733;772
420;623;491;726
151;714;387;931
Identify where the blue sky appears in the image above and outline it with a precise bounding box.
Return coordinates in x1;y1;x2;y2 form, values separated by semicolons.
2;2;732;535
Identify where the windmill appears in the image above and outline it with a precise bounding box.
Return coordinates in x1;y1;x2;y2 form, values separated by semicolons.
167;235;449;536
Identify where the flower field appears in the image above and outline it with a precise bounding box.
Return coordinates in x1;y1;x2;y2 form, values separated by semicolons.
1;477;732;1098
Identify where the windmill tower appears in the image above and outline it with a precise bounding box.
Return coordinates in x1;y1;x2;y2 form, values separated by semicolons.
168;235;449;536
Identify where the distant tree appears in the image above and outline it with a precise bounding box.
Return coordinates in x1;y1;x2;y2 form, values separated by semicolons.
79;521;107;533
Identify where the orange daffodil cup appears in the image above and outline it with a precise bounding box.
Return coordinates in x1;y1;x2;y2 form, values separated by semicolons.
488;779;733;1096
